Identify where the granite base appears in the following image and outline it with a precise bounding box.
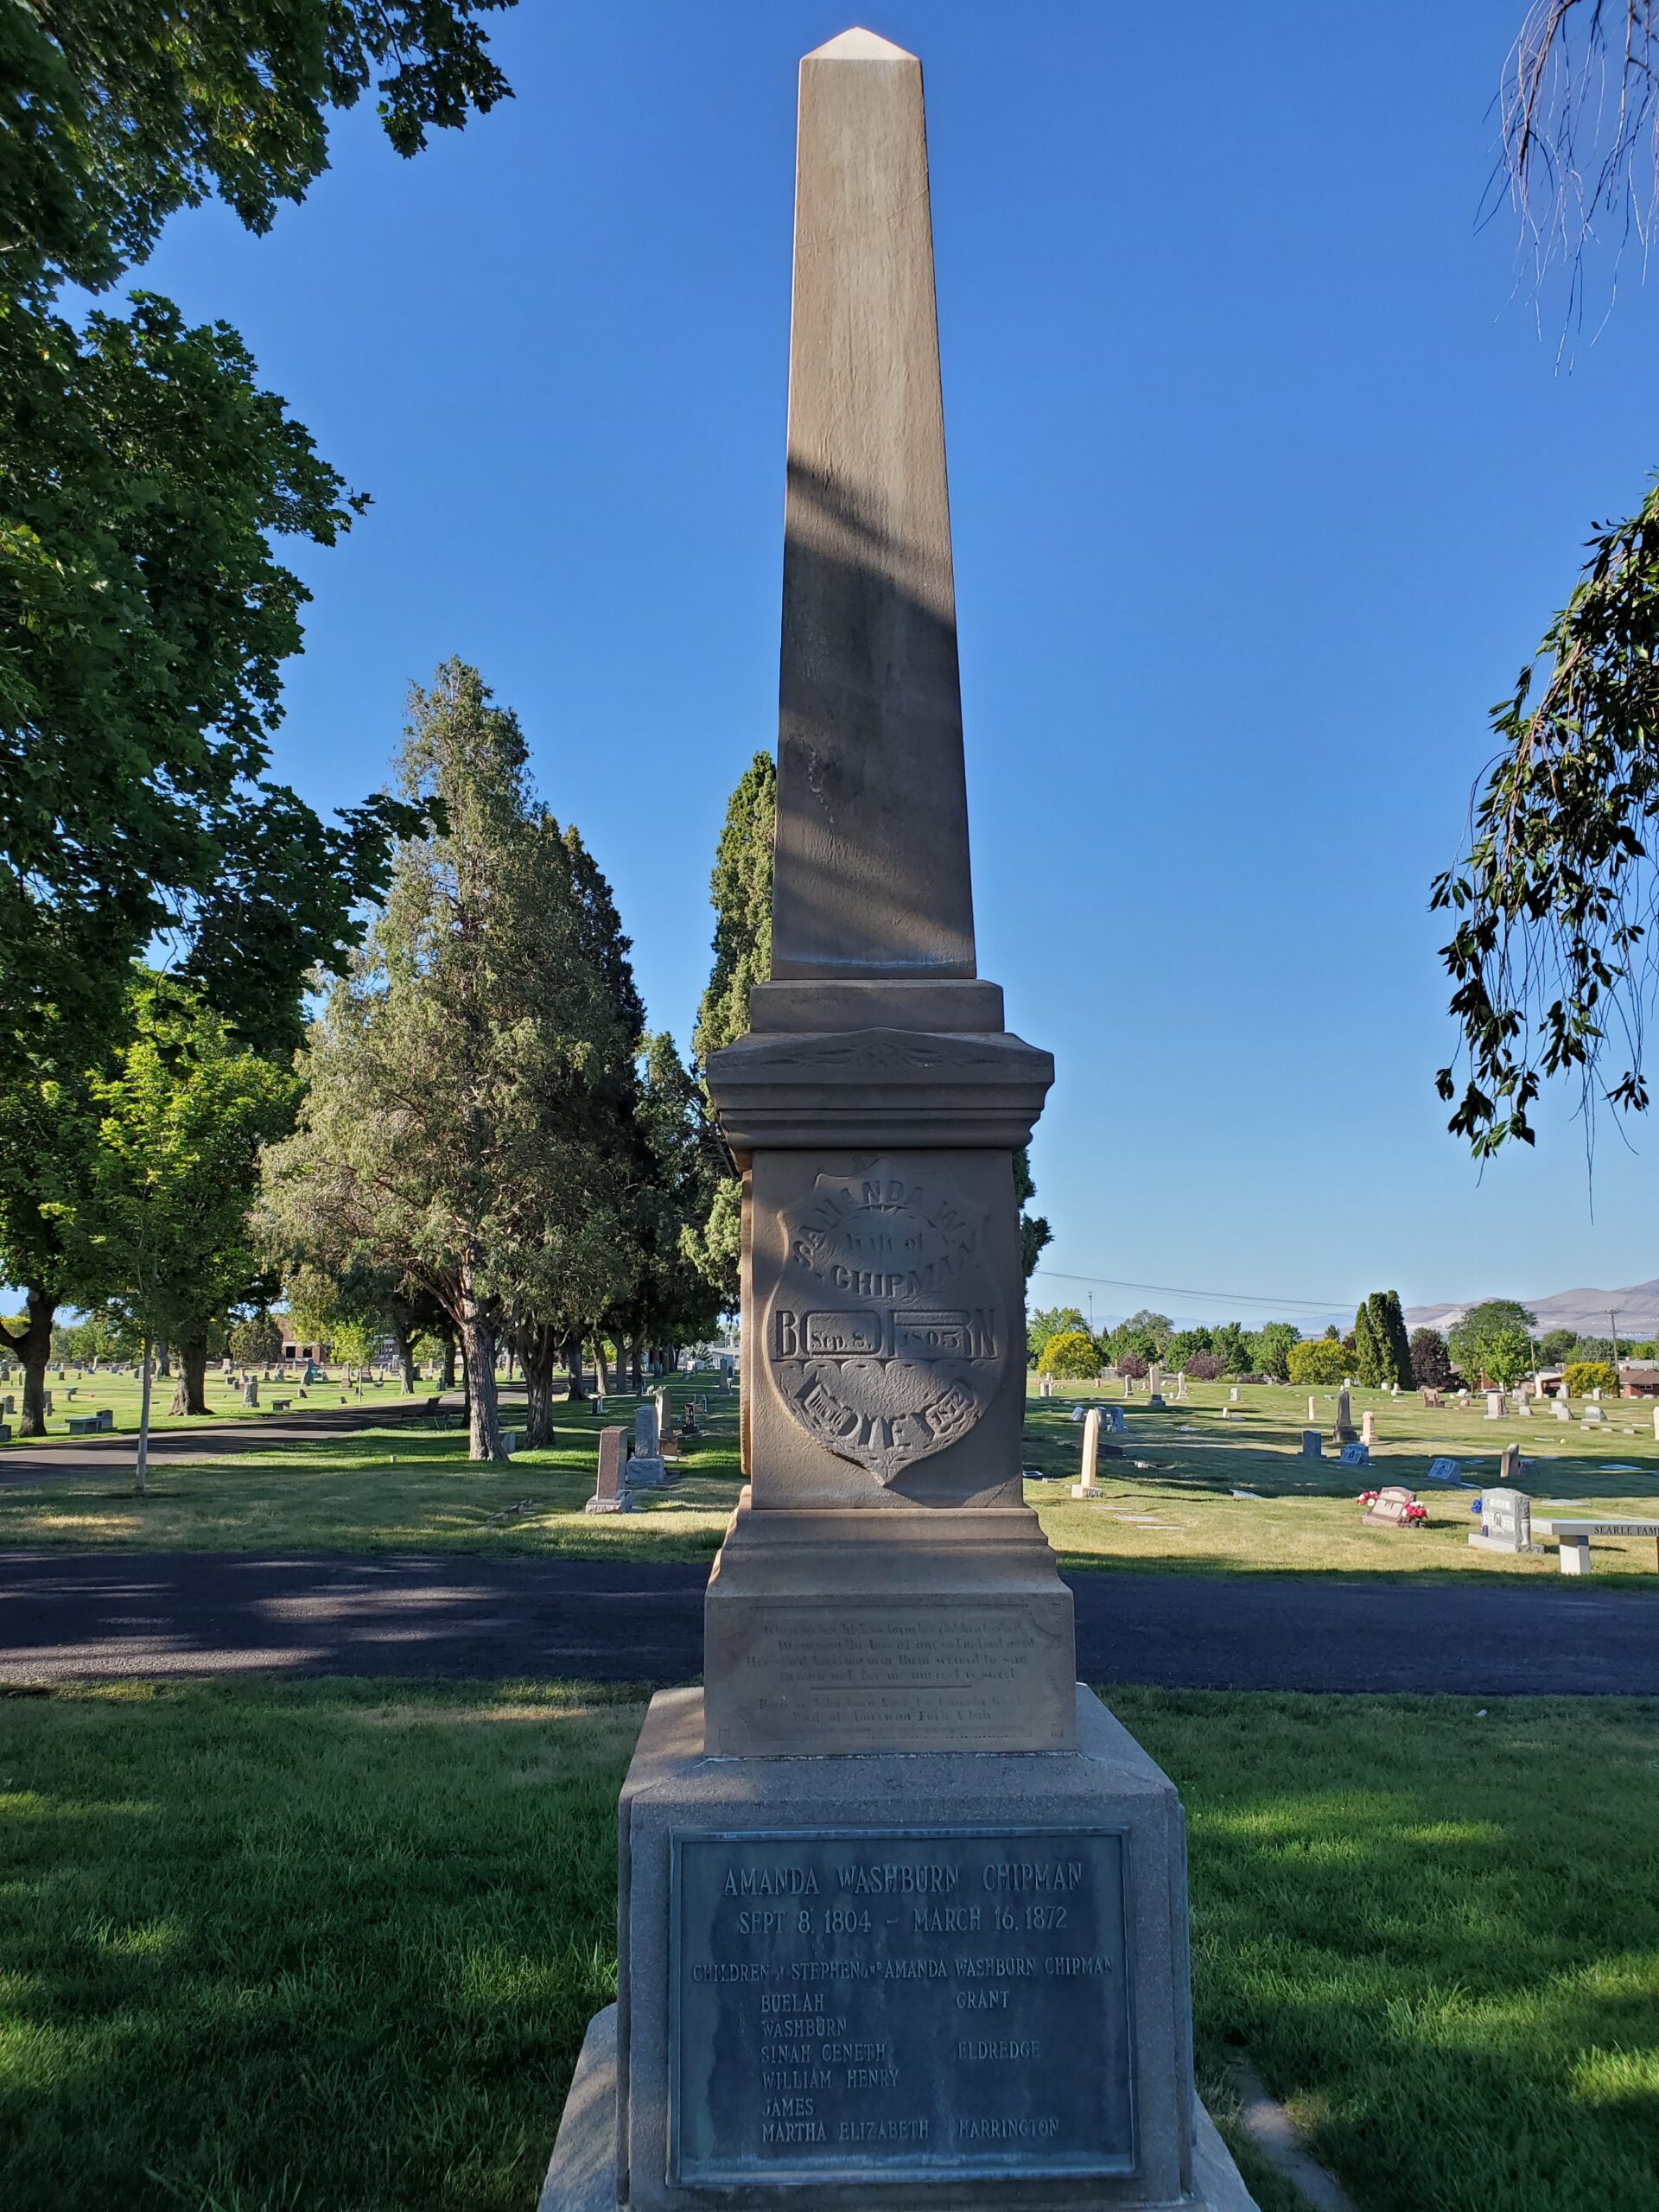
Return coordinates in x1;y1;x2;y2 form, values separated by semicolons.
555;1684;1252;2212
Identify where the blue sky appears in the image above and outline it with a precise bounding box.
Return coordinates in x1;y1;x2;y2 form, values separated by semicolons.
124;1;1659;1326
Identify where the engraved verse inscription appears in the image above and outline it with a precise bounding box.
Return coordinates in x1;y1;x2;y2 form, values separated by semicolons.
766;1158;1003;1484
733;1603;1068;1751
671;1827;1135;2185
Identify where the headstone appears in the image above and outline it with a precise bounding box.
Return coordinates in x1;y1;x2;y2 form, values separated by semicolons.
1360;1410;1376;1446
1554;1397;1573;1421
1583;1402;1605;1424
1228;1385;1239;1402
1300;1429;1322;1457
1469;1484;1533;1553
1517;1394;1531;1417
582;1427;634;1515
1332;1387;1357;1445
1484;1391;1503;1420
635;1402;660;1459
1426;1457;1462;1484
1362;1483;1420;1524
1652;1402;1659;1442
540;36;1256;2212
242;1378;258;1407
1147;1390;1166;1410
1070;1406;1103;1497
1107;1404;1126;1433
1339;1441;1370;1469
1497;1442;1526;1483
1039;1373;1052;1397
1306;1394;1318;1421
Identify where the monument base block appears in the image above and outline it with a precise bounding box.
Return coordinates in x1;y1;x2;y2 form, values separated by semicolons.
704;1496;1077;1755
539;2008;1260;2212
541;1685;1257;2212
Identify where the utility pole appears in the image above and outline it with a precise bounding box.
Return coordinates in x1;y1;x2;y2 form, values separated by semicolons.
1609;1308;1621;1391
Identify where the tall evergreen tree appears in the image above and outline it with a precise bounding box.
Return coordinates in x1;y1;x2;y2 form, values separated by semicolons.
1352;1300;1384;1388
1367;1289;1414;1391
260;662;634;1459
685;755;776;1306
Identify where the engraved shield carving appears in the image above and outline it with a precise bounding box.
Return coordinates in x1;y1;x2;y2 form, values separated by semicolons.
766;1157;1003;1484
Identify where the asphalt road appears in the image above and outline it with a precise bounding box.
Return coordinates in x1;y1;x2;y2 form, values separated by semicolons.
0;1552;1652;1694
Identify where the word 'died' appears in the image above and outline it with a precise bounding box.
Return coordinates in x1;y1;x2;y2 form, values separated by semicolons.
766;1159;1003;1484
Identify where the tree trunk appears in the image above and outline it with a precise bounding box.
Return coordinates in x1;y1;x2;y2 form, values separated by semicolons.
628;1334;644;1391
592;1335;612;1396
563;1332;587;1401
168;1336;209;1416
440;1327;457;1391
156;1343;171;1377
4;1284;57;1438
393;1320;416;1395
135;1338;153;1497
454;1270;503;1460
521;1325;561;1448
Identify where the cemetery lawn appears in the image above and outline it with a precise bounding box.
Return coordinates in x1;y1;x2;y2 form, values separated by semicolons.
1023;1380;1659;1589
0;1681;1653;2212
5;1380;1658;1585
0;1403;743;1560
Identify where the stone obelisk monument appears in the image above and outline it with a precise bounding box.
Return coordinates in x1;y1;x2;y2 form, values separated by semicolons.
541;30;1255;2212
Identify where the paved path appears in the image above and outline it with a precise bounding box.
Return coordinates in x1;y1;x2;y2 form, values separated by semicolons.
0;1554;1651;1693
0;1395;461;1484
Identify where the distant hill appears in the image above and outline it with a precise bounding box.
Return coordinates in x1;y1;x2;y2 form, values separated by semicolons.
1405;1279;1659;1338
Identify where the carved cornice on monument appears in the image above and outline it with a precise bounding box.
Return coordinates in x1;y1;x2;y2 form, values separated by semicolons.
706;1025;1053;1151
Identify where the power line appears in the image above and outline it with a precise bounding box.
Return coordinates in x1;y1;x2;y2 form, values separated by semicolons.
1030;1268;1351;1313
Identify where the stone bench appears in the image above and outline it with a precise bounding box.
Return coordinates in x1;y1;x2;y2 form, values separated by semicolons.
65;1415;100;1434
1533;1516;1659;1575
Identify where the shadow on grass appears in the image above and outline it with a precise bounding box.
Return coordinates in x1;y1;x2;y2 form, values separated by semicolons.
0;1679;647;2212
1111;1688;1659;2212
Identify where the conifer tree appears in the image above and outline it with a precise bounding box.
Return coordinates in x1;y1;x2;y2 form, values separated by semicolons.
1352;1300;1384;1387
260;663;636;1460
1368;1289;1414;1390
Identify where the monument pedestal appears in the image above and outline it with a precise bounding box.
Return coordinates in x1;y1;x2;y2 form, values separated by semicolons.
704;1493;1077;1755
541;1687;1256;2212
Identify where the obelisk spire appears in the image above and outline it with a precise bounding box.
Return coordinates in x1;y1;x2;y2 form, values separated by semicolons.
769;28;977;984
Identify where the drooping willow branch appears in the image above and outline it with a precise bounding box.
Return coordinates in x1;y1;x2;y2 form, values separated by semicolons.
1498;0;1659;315
1433;480;1659;1152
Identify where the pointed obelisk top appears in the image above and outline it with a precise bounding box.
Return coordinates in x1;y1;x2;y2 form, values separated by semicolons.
804;27;915;61
768;28;977;988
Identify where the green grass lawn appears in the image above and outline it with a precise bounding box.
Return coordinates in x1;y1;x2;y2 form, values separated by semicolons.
0;1681;1653;2211
1022;1379;1659;1588
4;1376;1657;1586
0;1388;744;1561
0;1363;415;1439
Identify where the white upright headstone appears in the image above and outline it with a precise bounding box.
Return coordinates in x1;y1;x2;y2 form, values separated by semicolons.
1484;1391;1503;1420
1071;1407;1103;1498
1360;1410;1376;1446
